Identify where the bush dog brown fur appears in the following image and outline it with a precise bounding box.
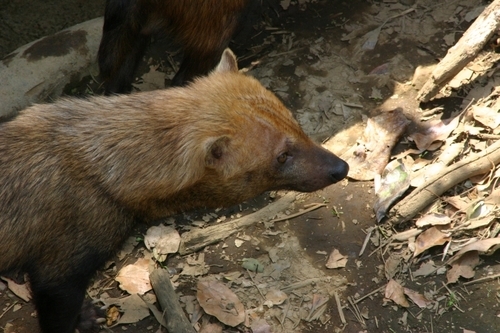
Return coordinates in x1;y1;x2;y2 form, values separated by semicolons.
98;0;251;93
0;49;348;332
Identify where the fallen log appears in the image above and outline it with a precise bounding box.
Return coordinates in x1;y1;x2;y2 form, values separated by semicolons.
149;268;196;333
385;139;500;225
416;0;500;102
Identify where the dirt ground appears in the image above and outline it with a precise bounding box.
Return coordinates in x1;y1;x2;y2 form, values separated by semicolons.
1;0;500;332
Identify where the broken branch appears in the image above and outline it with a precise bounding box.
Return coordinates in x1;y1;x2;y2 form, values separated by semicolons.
417;0;500;102
179;192;296;255
385;139;500;225
149;269;196;333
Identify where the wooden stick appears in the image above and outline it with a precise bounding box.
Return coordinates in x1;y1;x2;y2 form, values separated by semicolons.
385;139;500;225
149;269;196;333
417;0;500;102
179;192;296;255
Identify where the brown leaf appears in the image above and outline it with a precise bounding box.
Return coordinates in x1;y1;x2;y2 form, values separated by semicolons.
264;289;287;307
101;293;152;326
448;238;500;264
447;251;479;283
445;195;471;211
408;116;460;151
384;279;409;308
132;65;166;91
413;260;437;277
343;108;410;180
250;319;273;333
199;322;223;333
392;228;422;241
1;277;31;302
403;287;432;308
117;294;152;325
464;216;495;230
197;278;245;327
144;225;181;262
413;227;451;257
115;258;152;295
384;254;401;280
471;105;500;129
325;249;347;269
415;213;451;228
486;187;500;205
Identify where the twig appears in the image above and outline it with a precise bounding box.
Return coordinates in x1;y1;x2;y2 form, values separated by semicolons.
463;272;500;286
351;285;385;305
359;227;375;256
441;282;464;313
271;203;327;222
246;269;266;300
0;301;17;319
347;296;366;327
334;291;347;324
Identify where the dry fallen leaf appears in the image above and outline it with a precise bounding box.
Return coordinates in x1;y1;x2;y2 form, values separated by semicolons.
250;318;273;333
486;187;500;205
343;108;410;181
445;195;471;211
144;225;181;262
448;237;500;264
384;279;409;308
264;289;288;307
197;278;245;327
471;105;500;129
140;294;166;328
408;116;460;151
403;287;432;308
385;254;401;281
1;277;31;302
413;227;451;257
132;65;166;91
415;213;451;228
413;260;437;277
392;228;422;241
115;258;152;295
3;323;16;333
199;322;223;333
182;253;209;276
101;293;153;326
447;251;479;283
464;216;496;230
117;294;152;325
325;249;348;269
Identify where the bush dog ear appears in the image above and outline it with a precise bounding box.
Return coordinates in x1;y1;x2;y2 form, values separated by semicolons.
214;48;239;73
205;136;231;168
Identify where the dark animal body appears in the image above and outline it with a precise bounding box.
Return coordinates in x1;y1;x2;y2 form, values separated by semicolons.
98;0;252;93
0;50;348;333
